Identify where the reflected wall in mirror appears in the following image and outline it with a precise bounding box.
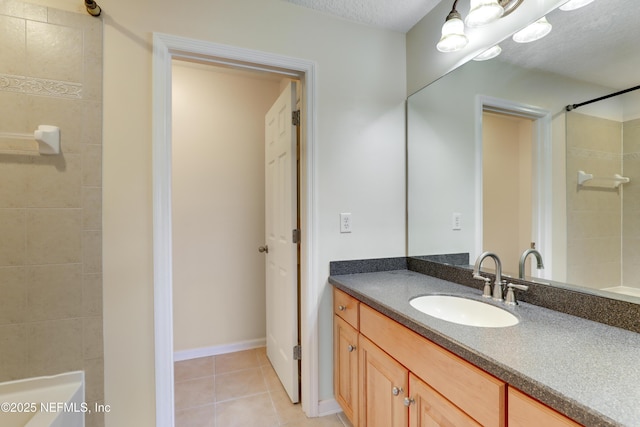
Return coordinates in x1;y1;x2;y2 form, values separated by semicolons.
566;111;640;298
407;0;640;303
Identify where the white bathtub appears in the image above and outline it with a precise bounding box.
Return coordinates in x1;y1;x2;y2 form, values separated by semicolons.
0;371;84;427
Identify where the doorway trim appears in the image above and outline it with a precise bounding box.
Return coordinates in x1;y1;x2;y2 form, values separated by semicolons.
152;33;318;426
474;95;553;277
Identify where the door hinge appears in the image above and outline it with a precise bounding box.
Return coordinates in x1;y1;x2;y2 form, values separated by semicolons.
293;345;301;361
292;228;301;244
292;110;300;126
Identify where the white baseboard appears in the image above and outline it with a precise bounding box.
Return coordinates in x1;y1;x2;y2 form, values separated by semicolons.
174;338;266;362
317;398;342;417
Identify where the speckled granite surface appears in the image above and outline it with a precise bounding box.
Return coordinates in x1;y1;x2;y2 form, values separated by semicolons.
329;269;640;427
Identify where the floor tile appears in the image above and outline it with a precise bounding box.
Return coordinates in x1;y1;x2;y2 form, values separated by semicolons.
216;393;279;427
256;346;270;366
175;356;214;382
174;348;350;426
336;412;353;427
271;388;307;424
281;413;345;427
175;376;215;410
175;403;215;427
215;348;260;374
215;367;267;402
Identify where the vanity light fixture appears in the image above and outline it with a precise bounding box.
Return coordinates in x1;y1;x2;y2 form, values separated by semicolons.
559;0;595;11
436;0;469;52
473;45;502;61
512;16;552;43
437;0;524;53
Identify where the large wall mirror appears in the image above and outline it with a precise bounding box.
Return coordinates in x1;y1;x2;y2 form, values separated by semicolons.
407;0;640;304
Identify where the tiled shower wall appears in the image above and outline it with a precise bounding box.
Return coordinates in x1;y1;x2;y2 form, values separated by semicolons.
623;118;640;288
0;1;103;426
566;112;622;289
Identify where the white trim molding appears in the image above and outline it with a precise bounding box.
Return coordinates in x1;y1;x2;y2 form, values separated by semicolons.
173;338;267;362
152;33;318;427
474;95;553;277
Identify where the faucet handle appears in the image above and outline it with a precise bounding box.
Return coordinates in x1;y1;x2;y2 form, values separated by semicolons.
505;283;529;305
473;274;492;298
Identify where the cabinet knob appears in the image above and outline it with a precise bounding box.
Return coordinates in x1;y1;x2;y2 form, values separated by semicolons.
338;305;346;311
392;386;403;396
347;344;356;352
403;397;415;407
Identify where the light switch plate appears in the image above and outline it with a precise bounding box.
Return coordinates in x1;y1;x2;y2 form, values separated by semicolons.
452;212;462;230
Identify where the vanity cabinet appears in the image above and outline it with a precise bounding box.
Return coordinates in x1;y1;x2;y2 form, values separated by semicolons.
333;289;359;424
359;303;505;427
333;288;505;427
508;388;582;427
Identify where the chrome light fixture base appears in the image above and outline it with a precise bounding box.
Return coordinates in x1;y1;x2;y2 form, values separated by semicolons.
499;0;524;17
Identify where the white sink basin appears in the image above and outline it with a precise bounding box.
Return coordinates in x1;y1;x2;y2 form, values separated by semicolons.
410;295;519;327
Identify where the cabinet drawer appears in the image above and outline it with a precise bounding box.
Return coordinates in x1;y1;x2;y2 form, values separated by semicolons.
360;303;505;427
333;288;359;329
508;387;582;427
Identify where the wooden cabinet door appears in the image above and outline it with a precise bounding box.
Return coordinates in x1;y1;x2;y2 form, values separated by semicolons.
508;388;582;427
334;315;359;425
408;373;481;427
359;335;408;427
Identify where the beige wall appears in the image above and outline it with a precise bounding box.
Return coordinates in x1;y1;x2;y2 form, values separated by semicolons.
0;1;104;426
482;112;533;277
171;61;282;352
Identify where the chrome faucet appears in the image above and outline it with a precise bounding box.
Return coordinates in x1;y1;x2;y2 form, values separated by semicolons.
472;252;504;301
519;248;544;279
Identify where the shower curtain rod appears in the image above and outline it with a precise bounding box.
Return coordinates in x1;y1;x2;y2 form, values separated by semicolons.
566;84;640;111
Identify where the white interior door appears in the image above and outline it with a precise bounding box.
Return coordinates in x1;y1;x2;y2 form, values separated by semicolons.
264;81;299;403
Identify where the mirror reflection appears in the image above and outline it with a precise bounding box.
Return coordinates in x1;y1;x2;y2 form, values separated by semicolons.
407;0;640;303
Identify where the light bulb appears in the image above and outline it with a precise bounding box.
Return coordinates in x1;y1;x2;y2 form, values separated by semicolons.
465;0;504;27
513;16;552;43
473;45;502;61
437;15;469;52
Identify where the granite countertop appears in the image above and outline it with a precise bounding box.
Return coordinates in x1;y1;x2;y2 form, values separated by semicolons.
329;269;640;427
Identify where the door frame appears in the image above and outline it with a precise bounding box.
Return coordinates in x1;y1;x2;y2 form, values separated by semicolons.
152;33;318;426
474;95;553;278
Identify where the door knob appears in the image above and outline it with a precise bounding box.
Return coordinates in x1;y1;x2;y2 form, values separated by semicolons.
258;245;269;253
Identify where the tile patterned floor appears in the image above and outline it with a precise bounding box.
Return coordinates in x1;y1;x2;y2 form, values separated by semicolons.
174;347;353;427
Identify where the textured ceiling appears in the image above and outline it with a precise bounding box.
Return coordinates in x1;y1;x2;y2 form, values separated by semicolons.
285;0;441;33
494;0;638;90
